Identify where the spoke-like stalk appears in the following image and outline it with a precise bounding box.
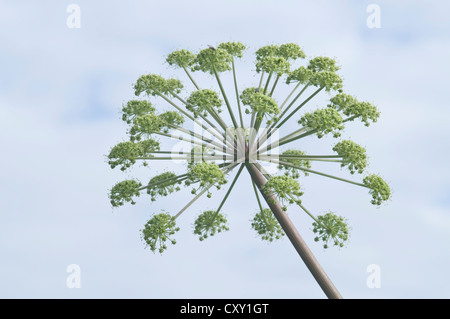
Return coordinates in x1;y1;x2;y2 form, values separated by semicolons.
138;173;188;192
182;66;200;90
257;125;309;153
213;67;238;128
153;131;233;155
165;122;229;152
232;58;244;128
246;162;342;299
214;164;245;216
279;82;302;111
271;159;368;188
263;71;273;94
258;154;343;163
269;75;280;97
252;179;264;212
275;86;323;129
269;84;309;130
278;128;318;147
138;155;232;161
258;71;265;90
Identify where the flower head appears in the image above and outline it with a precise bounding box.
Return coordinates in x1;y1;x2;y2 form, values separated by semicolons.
313;212;350;249
333;140;367;174
186;89;223;118
109;179;142;207
278;149;312;178
193;210;229;241
240;87;279;121
146;172;182;201
251;208;285;242
329;93;380;126
186;162;227;197
108;139;160;171
218;41;246;58
286;66;313;85
141;213;180;254
193;47;233;74
166;49;196;69
263;175;303;210
134;74;183;97
363;174;391;205
298;108;344;138
121;100;155;124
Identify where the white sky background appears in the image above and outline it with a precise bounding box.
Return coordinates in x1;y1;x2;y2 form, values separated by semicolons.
0;0;449;298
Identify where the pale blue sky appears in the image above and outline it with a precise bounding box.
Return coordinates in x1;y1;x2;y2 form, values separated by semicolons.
1;1;449;298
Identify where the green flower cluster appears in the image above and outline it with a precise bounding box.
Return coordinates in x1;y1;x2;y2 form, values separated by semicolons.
306;56;343;92
218;41;247;58
186;162;227;197
278;149;312;178
255;43;305;62
277;43;306;61
298;108;344;138
186;89;223;118
141;213;180;254
134;73;183;97
146;172;182;201
129;113;165;140
240;87;279;121
251;208;285;242
193;47;233;74
129;110;184;140
158;111;184;133
193;210;229;241
313;212;350;249
166;49;197;69
363;174;391;205
333;140;367;174
263;175;303;210
255;43;305;75
256;56;290;76
328;93;380;126
121;100;155;125
108;139;160;171
286;66;313;85
109;179;142;207
307;56;340;73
